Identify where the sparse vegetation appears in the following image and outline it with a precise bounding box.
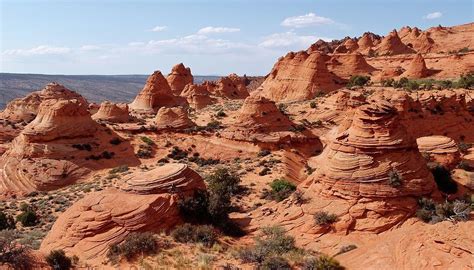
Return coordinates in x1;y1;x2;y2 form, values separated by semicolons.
109;165;129;174
310;101;317;109
0;230;34;270
388;169;402;187
416;197;470;223
314;211;338;226
263;178;296;201
302;255;345;270
16;204;39;227
258;149;271;157
347;75;370;87
141;136;155;146
216;110;227;117
0;211;15;230
261;256;291;270
107;232;158;262
109;137;122;145
171;224;217;247
46;249;72;270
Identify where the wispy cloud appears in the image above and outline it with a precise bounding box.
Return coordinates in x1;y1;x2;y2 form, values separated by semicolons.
281;13;334;28
423;12;442;20
80;45;101;51
197;26;240;34
150;25;167;32
259;32;330;50
2;45;71;56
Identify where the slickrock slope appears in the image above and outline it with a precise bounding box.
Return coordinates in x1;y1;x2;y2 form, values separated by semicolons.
425;23;474;53
180;84;215;109
154;107;195;130
257;51;343;102
166;63;193;95
40;164;204;262
92;101;131;123
310;90;367;124
328;53;377;78
205;74;249;99
400;53;430;78
334;38;359;53
375;30;415;55
129;71;187;114
417;135;460;168
338;220;474;270
0;82;87;124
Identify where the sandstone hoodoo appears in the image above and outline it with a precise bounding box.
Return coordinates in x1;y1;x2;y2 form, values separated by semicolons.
356;32;381;54
0;82;87;124
154;106;195;130
40;163;205;262
376;30;415;55
334;38;359;53
92;101;131;123
205;73;249;99
129;71;187;114
417;135;460;167
180;84;215;109
258;51;343;102
400;53;430;78
166;63;193;95
328;53;377;78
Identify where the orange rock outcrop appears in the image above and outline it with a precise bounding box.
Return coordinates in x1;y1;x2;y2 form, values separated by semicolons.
166;63;193;95
180;84;215;109
205;74;249;99
328;53;376;78
375;30;415;55
92;101;131;123
154;107;194;130
400;53;430;78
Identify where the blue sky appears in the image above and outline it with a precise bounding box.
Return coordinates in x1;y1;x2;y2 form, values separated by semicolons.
0;0;472;75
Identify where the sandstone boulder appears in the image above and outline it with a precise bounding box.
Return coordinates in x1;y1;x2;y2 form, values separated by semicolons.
154;107;194;130
205;74;249;99
166;63;193;95
92;101;131;123
180;84;215;109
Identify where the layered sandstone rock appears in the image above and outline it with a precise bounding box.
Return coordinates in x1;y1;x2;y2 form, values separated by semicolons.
357;32;381;54
40;164;204;262
327;53;376;78
205;74;249;99
334;38;359;53
401;53;430;78
312;90;367;124
417;136;460;167
376;30;415;55
122;163;205;194
0;82;87;124
311;101;435;198
23;99;98;142
129;71;187;114
92;101;130;123
154;107;194;130
180;84;215;109
166;63;193;95
373;66;404;81
258;51;343;102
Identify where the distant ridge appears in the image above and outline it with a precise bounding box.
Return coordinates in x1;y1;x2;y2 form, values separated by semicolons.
0;73;220;109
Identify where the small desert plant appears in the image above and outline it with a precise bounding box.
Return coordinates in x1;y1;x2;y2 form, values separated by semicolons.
416;197;471;223
16;204;39;227
261;256;291;270
216;110;226;117
0;211;15;231
140;136;155;146
347;75;370;87
167;146;188;160
107;232;157;262
258;149;271;157
266;178;296;201
292;190;308;205
46;249;72;270
109;165;129;174
109;137;122;145
310;101;317;109
171;224;217;247
388;170;402;187
302;255;345;270
314;211;338;226
0;230;34;269
458;141;471;154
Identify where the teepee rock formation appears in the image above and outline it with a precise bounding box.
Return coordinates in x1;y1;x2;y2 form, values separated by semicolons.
205;74;249;99
166;63;193;95
40;163;204;262
376;30;415;55
401;53;430;78
180;84;215;109
334;38;359;53
357;32;381;53
92;101;130;123
328;53;377;78
129;71;187;114
22;99;97;142
0;82;87;124
154;107;194;130
258;51;343;102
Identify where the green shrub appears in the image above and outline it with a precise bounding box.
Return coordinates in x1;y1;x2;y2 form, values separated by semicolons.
46;250;72;270
16;205;38;227
238;226;296;264
267;178;296;201
140;136;155;146
109;138;122;145
261;256;291;270
167;146;188;160
310;101;317;109
416;197;470;223
172;224;217;247
455;73;474;88
109;165;129;174
314;211;338;226
458;141;471;154
302;255;345;270
0;230;33;270
107;232;157;262
388;170;402;187
216;110;227;117
0;212;15;231
381;78;395;87
258;149;271;157
347;75;370;87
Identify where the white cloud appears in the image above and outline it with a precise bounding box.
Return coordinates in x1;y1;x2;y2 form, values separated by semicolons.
80;45;101;51
150;25;167;32
259;32;330;49
281;13;334;28
424;12;442;19
197;26;240;34
2;45;71;56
